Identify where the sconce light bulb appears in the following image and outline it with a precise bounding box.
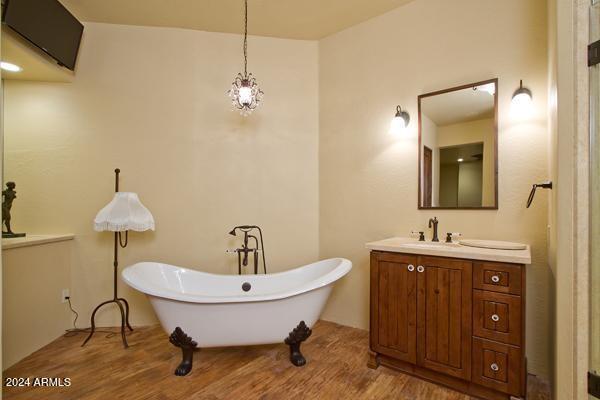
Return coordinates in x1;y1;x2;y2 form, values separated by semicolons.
390;105;410;135
511;80;533;118
238;86;253;106
391;115;406;131
512;92;532;106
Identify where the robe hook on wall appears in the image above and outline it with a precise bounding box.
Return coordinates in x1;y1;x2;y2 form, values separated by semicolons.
526;181;552;208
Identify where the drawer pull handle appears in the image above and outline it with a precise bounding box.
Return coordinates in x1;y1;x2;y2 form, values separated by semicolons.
491;314;500;322
490;363;499;372
408;264;415;272
417;265;425;273
491;275;500;283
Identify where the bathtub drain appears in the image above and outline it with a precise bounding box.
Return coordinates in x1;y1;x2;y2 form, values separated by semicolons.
242;282;251;292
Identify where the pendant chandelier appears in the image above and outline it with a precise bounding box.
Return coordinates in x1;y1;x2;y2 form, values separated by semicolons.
228;0;264;116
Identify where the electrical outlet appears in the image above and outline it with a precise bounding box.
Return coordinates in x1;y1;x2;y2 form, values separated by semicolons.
61;289;70;303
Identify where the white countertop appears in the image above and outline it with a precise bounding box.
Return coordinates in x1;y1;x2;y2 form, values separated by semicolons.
365;237;531;264
2;234;75;250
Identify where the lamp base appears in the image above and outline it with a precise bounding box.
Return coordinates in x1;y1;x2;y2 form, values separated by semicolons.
81;297;133;348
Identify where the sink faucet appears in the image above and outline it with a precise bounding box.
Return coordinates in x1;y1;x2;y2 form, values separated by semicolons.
428;217;439;242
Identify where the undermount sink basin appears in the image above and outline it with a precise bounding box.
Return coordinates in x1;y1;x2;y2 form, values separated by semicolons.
458;239;527;250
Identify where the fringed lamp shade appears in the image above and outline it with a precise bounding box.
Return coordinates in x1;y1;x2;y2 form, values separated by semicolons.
94;192;155;232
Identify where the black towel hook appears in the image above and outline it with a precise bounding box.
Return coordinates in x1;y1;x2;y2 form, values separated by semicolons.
526;181;552;208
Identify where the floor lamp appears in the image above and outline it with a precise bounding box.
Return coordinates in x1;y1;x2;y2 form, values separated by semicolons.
82;168;155;348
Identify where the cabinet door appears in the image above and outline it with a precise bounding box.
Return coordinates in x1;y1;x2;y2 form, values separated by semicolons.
416;256;472;380
370;252;417;364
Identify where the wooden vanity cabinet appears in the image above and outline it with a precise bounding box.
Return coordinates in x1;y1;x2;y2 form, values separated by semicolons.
369;251;526;400
370;252;417;364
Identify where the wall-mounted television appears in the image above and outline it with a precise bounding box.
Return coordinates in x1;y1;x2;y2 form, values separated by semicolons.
2;0;84;71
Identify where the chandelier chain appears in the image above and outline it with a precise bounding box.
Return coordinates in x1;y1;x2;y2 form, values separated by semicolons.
243;0;248;76
228;0;263;115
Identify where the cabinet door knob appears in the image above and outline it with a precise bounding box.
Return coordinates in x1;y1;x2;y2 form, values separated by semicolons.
490;363;499;372
491;275;500;283
417;265;425;273
407;264;415;272
491;314;500;322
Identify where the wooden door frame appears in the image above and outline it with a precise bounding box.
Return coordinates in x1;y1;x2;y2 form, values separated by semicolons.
423;146;433;207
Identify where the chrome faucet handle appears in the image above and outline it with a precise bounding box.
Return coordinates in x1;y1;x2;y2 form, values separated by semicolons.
410;230;425;241
445;232;462;243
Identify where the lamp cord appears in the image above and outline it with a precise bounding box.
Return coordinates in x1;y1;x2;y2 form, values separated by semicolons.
63;297;120;339
243;0;248;76
118;231;128;248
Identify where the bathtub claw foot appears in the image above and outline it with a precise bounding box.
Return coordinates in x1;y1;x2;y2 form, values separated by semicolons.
169;327;198;376
284;321;312;367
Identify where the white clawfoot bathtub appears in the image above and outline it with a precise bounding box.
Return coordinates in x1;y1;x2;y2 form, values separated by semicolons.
122;258;351;374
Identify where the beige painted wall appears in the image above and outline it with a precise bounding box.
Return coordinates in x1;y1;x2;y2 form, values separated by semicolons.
2;241;73;368
2;241;72;369
319;0;551;379
3;22;319;328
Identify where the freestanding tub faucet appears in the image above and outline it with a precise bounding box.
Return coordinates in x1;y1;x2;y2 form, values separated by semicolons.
228;225;267;274
428;217;439;242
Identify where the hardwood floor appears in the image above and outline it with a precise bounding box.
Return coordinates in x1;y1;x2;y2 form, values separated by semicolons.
3;320;549;400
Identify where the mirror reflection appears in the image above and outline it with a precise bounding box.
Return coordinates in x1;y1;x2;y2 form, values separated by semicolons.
418;79;497;209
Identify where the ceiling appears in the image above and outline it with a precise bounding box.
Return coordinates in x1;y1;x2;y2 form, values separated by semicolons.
60;0;415;40
439;143;484;164
421;84;495;126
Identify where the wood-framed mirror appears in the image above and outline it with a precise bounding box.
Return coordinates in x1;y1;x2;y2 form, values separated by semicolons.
418;78;498;209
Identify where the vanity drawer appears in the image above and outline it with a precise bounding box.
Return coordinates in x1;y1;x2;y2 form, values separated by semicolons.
473;290;522;346
473;262;522;295
472;337;523;397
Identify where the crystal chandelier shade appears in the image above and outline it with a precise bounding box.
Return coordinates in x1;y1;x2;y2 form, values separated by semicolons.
229;72;263;116
227;0;263;116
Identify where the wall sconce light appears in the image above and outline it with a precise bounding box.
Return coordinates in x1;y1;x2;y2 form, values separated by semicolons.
511;79;533;117
390;105;410;135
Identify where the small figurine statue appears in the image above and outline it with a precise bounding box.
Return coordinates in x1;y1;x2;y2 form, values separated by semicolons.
2;182;26;238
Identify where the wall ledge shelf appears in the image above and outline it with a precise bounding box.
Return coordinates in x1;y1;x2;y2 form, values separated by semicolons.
2;234;75;250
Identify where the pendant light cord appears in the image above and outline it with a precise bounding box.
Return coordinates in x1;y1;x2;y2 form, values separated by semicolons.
243;0;248;76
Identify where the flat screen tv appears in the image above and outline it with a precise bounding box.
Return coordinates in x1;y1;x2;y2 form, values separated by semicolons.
2;0;84;71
